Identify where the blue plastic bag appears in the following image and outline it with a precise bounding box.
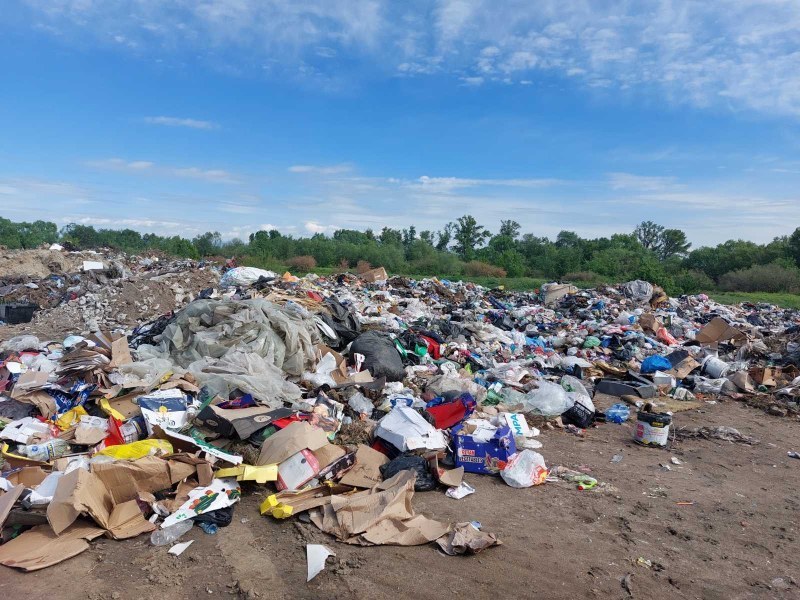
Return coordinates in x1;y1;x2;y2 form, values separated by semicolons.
641;355;671;374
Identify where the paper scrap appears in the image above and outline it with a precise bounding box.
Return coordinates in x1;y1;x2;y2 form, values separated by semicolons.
306;544;335;582
445;482;476;500
169;540;194;556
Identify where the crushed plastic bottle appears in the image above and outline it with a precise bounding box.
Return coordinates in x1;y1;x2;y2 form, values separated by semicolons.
20;438;70;461
150;520;194;546
198;521;218;535
605;403;631;423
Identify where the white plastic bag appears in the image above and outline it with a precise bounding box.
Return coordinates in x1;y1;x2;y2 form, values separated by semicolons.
501;450;548;488
521;381;575;416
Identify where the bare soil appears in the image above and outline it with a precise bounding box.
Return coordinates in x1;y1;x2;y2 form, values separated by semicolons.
2;399;798;600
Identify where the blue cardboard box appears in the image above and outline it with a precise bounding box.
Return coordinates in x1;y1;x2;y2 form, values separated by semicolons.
451;423;517;475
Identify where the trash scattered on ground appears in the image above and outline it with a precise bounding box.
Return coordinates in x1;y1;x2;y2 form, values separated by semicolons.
1;261;798;575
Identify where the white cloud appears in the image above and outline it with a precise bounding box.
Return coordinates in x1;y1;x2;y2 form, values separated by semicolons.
607;172;676;192
411;175;561;193
143;116;219;130
289;164;352;175
304;220;337;234
86;158;240;183
16;1;800;116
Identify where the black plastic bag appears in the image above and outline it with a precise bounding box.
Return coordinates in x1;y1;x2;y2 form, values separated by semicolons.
194;506;234;527
350;331;405;382
379;454;436;491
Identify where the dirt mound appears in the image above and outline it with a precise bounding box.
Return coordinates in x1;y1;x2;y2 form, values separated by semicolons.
0;248;88;279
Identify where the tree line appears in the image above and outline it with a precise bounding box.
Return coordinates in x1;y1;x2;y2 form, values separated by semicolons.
2;216;800;296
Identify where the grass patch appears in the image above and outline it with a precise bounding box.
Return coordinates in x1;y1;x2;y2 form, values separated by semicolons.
707;291;800;309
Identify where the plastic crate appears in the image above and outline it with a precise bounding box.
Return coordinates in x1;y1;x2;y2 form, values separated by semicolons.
561;400;594;429
0;302;38;324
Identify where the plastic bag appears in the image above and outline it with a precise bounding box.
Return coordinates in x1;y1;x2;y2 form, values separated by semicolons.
219;267;276;287
94;439;173;460
379;454;437;491
519;381;574;416
641;355;671;374
500;450;548;488
561;375;590;397
347;392;374;416
350;331;405;382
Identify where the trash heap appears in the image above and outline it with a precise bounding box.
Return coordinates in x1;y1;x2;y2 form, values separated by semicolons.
1;268;799;575
0;246;218;335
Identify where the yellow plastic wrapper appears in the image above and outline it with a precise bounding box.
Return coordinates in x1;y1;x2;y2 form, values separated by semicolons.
55;405;88;430
94;439;173;460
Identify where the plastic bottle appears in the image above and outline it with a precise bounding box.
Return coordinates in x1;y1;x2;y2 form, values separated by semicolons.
606;403;631;424
198;521;218;535
150;520;194;546
20;439;70;461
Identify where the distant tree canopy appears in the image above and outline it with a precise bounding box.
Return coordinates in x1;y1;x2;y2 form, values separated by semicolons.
2;215;799;296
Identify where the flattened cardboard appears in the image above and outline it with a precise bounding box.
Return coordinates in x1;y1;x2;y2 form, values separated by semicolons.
694;317;746;346
109;336;133;368
92;456;197;504
339;445;389;488
667;356;700;379
0;522;105;571
0;485;24;529
99;392;142;420
256;421;330;466
312;444;346;471
425;453;464;488
309;471;450;546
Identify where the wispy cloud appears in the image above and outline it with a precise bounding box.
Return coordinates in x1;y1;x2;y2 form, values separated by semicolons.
13;1;800;116
143;116;219;130
86;158;240;184
289;164;352;175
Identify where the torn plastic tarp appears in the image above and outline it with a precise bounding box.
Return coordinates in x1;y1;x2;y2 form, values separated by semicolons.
152;298;319;376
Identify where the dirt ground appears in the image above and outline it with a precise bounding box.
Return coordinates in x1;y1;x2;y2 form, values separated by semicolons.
1;399;798;600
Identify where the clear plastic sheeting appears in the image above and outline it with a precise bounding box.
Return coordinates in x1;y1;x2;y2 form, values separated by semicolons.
154;298;319;376
187;351;303;407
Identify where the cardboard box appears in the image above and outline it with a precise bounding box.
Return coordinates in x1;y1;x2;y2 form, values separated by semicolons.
451;423;516;475
360;267;388;283
47;468;155;539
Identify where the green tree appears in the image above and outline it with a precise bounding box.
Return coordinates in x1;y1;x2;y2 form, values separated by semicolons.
435;223;454;251
499;220;521;240
379;227;403;246
789;227;800;267
633;221;665;251
192;231;222;257
658;228;691;260
453;215;490;260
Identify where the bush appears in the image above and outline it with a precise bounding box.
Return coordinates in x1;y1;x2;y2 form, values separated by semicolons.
409;253;465;277
337;258;350;271
356;260;372;273
465;261;507;278
719;263;800;293
286;255;317;271
563;271;603;282
671;270;715;295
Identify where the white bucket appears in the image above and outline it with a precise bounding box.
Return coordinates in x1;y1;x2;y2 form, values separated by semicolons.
702;355;730;379
633;412;672;447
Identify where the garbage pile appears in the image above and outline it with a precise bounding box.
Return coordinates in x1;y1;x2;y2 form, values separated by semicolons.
1;268;799;576
0;247;218;336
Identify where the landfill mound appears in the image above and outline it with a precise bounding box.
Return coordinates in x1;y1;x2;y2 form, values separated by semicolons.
0;262;799;587
0;247;219;338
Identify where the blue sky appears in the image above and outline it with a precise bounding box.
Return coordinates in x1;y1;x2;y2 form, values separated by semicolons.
1;1;800;246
